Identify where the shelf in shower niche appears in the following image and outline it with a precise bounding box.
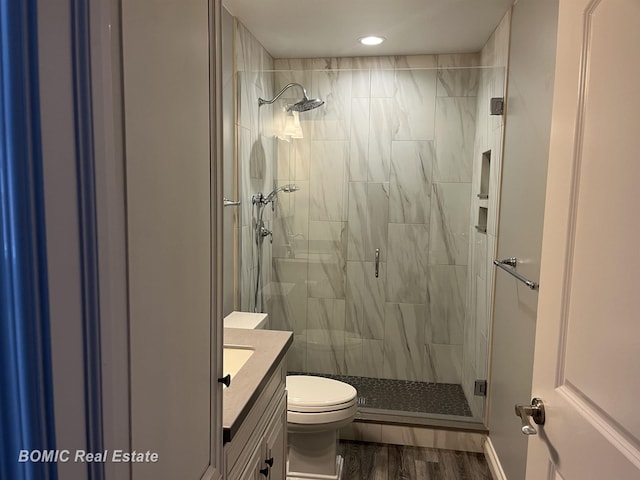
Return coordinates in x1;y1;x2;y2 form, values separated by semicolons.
476;206;488;234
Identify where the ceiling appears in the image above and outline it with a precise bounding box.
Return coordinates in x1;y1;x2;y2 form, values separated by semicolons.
222;0;515;59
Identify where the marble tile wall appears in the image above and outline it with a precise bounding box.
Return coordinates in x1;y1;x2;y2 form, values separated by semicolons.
235;21;276;313
461;10;512;419
267;54;480;384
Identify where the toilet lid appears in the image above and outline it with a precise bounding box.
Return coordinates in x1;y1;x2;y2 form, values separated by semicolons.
287;375;357;412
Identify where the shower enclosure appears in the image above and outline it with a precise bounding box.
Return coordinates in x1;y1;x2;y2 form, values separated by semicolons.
235;56;506;425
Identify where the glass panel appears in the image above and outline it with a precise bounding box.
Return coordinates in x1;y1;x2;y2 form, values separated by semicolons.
235;65;505;425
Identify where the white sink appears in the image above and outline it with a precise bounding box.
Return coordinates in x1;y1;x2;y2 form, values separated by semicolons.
223;345;254;377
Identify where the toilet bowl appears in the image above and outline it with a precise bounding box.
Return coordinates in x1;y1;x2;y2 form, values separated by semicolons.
286;375;357;480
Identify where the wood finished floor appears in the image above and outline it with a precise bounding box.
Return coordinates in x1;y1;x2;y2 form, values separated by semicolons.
338;441;492;480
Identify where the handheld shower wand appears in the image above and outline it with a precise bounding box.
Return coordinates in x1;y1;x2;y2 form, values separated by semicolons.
252;184;301;206
251;184;301;312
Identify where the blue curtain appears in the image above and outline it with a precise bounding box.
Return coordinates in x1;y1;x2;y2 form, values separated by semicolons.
0;0;58;478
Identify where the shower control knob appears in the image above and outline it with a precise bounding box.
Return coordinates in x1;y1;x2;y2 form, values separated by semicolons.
252;192;265;205
259;225;273;243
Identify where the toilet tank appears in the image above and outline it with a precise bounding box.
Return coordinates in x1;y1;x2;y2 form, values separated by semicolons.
223;311;269;329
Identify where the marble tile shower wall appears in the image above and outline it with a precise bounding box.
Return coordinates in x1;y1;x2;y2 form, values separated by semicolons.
267;55;480;385
235;21;276;313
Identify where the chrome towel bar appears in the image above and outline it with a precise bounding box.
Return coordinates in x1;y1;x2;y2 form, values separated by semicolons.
493;257;539;290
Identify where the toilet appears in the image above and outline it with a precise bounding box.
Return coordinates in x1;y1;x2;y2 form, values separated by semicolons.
286;375;357;480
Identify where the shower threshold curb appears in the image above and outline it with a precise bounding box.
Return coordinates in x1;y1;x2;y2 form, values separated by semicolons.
355;408;489;434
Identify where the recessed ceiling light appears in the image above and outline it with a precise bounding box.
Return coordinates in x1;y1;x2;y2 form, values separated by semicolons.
359;36;385;46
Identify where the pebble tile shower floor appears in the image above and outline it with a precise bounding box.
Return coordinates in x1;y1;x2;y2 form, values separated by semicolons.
289;373;473;417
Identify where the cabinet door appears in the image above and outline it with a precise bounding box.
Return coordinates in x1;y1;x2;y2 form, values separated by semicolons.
239;441;268;480
264;396;287;480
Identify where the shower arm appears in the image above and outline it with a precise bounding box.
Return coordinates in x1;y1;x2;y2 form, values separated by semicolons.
258;83;308;107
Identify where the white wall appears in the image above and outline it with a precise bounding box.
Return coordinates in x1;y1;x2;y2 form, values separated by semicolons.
487;0;559;478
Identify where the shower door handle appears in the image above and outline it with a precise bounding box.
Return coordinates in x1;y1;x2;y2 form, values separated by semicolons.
374;248;380;278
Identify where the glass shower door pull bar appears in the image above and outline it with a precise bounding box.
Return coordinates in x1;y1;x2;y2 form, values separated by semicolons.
375;249;380;278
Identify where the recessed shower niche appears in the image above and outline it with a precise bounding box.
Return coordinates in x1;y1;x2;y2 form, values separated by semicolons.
476;150;491;233
480;150;491;199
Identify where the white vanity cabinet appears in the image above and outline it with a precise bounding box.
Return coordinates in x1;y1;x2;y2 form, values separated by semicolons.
224;357;288;480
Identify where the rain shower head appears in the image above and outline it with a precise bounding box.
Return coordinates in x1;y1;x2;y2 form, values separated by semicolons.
258;83;324;112
288;97;324;112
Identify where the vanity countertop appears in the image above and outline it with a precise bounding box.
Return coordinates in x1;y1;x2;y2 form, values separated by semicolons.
222;327;292;443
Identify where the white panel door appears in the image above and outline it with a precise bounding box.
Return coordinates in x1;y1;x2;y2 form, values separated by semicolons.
527;0;640;478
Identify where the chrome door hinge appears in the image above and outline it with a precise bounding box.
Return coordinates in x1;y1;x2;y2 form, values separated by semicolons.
474;380;487;397
490;97;504;115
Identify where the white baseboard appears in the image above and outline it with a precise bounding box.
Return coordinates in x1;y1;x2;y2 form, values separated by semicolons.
484;437;508;480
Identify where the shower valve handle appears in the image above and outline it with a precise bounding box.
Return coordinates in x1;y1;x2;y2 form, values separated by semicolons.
259;225;273;243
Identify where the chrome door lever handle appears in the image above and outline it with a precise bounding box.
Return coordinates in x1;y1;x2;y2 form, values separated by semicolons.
223;197;241;207
515;398;545;435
